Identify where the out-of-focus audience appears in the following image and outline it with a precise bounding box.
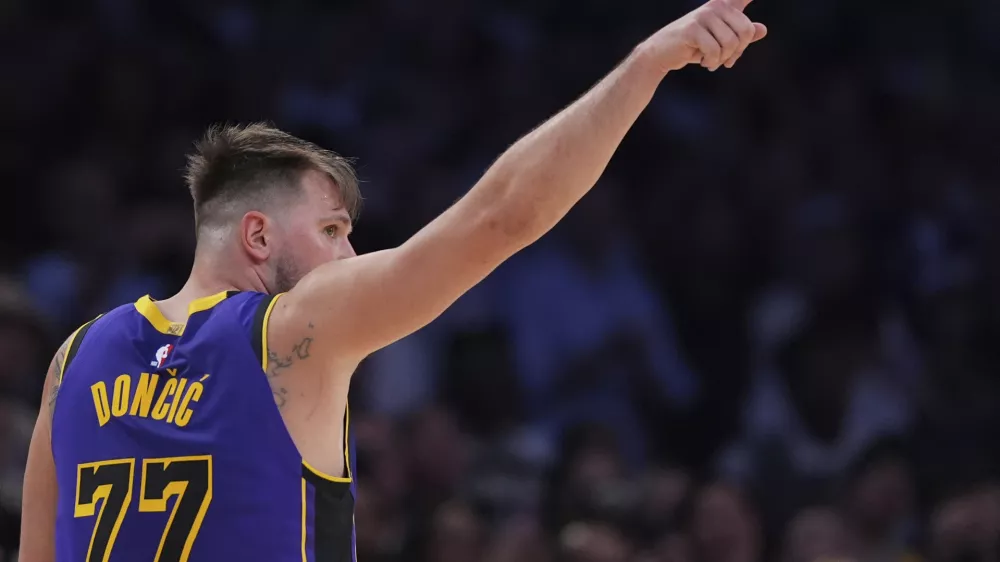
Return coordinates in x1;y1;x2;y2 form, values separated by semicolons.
3;0;1000;560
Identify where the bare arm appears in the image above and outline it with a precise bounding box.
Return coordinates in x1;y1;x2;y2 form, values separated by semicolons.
270;0;767;364
18;340;70;562
271;51;661;359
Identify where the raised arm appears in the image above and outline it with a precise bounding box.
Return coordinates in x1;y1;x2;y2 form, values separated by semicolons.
269;0;766;364
18;337;71;562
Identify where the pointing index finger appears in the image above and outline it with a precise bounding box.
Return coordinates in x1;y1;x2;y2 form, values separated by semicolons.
722;0;753;11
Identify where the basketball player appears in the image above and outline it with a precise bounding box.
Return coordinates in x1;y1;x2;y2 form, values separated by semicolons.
19;0;765;560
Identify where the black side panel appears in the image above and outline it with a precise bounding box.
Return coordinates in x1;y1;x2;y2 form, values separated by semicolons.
302;468;354;562
63;317;99;376
251;294;277;366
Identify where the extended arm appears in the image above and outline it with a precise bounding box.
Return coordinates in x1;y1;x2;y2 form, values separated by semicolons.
270;0;767;364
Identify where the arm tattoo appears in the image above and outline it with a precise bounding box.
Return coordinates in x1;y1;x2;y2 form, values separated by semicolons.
47;344;68;418
265;322;314;409
47;381;61;414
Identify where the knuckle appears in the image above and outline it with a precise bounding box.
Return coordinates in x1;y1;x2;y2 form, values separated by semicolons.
684;24;703;42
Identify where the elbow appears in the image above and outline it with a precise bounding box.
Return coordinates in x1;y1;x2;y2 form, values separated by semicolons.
476;205;548;259
478;182;548;250
458;163;554;258
485;205;542;246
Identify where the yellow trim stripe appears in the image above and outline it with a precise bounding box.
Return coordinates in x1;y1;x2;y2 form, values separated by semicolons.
187;292;229;316
261;291;352;485
344;404;352;481
301;460;351;484
301;479;308;562
260;293;285;372
59;328;83;382
300;404;353;483
134;291;231;336
134;296;174;334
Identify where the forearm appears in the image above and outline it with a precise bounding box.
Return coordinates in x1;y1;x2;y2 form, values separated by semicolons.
427;45;665;251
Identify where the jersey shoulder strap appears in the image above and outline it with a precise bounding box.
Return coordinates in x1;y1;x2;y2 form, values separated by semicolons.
213;290;284;371
58;314;103;384
250;292;286;371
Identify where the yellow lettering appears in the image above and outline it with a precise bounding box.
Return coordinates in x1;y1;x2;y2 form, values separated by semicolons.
87;371;208;428
167;380;188;424
174;383;203;427
167;368;178;377
111;375;131;417
151;378;178;421
129;373;159;418
91;382;111;427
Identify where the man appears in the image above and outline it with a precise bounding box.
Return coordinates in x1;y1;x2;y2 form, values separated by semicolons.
20;1;766;560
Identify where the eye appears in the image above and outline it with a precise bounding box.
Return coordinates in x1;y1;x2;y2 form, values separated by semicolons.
324;225;339;237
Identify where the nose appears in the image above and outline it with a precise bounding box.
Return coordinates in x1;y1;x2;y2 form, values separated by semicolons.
341;238;357;259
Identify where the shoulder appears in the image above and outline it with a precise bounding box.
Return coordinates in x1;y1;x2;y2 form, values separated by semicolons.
45;314;105;415
44;331;75;416
211;290;277;330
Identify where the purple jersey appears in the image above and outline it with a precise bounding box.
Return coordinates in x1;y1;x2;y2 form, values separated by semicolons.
51;291;357;562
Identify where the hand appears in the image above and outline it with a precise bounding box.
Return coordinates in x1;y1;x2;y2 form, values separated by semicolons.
642;0;767;74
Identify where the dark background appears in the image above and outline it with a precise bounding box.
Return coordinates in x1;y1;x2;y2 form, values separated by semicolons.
3;0;1000;560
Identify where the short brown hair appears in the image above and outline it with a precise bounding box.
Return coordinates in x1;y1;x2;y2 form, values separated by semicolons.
184;123;360;229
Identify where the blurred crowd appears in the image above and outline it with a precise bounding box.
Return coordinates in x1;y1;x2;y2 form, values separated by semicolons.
4;0;1000;560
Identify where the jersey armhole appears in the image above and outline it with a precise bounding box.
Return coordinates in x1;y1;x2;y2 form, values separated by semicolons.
250;293;284;371
249;292;353;487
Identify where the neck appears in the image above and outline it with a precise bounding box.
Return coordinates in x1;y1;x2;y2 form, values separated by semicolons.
148;243;269;324
175;245;269;301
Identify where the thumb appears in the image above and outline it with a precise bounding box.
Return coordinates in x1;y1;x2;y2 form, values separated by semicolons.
751;22;767;42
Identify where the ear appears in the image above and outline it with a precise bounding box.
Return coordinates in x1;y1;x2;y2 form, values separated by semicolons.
239;211;272;263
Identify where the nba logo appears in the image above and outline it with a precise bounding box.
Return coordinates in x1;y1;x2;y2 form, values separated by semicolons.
151;344;173;368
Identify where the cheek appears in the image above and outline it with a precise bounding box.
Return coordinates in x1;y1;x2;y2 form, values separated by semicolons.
291;231;337;265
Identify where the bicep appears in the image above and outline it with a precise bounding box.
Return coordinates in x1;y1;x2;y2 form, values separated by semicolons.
276;208;518;361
